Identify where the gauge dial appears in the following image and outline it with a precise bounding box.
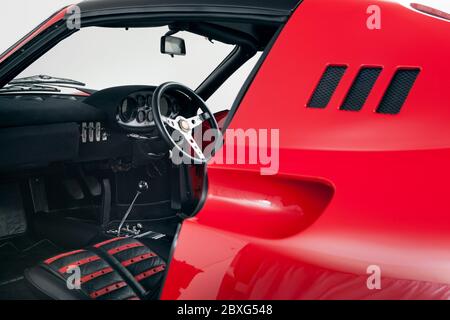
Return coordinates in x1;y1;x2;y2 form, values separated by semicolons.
137;110;146;123
119;98;137;123
137;95;146;108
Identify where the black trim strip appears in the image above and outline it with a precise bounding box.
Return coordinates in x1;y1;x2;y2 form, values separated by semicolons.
0;8;68;63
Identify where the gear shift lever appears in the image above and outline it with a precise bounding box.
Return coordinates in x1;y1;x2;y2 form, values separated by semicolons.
116;181;148;236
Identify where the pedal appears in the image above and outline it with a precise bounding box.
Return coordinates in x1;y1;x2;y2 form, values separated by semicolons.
62;179;84;200
83;176;101;197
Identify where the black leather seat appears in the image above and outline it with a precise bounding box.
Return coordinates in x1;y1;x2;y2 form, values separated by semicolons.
25;237;166;300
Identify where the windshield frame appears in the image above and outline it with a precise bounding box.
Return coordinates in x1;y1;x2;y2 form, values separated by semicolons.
0;9;260;103
0;6;71;66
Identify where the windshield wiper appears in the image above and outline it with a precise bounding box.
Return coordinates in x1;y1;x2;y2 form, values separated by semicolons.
9;74;86;87
0;75;87;94
0;84;61;93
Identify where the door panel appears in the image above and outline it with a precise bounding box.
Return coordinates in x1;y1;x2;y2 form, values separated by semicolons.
162;0;450;299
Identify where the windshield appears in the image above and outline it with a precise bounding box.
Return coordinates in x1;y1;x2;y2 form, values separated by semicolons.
13;26;234;91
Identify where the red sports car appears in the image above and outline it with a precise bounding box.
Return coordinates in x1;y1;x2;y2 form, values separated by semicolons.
0;0;449;300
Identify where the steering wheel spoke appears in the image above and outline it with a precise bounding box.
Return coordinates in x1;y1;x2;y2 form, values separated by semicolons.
161;115;179;130
187;113;210;128
182;132;205;160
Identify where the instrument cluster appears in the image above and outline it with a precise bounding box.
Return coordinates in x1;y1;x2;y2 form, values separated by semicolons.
117;91;176;129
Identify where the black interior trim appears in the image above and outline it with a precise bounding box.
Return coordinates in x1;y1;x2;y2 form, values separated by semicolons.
0;123;80;170
0;96;105;128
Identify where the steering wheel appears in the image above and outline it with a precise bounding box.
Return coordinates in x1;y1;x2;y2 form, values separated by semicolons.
152;82;222;164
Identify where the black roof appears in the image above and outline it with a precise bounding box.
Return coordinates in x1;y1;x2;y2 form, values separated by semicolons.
76;0;302;49
78;0;301;17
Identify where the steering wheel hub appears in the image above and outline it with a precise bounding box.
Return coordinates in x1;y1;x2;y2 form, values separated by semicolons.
178;118;190;132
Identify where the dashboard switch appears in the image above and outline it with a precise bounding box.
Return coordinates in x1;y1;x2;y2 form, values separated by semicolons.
81;122;87;143
88;122;95;142
81;122;106;143
95;122;101;142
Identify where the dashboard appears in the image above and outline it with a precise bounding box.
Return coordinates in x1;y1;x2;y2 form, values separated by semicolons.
117;90;180;129
0;85;196;171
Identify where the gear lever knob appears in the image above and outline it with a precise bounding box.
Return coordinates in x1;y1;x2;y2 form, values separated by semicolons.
137;181;149;193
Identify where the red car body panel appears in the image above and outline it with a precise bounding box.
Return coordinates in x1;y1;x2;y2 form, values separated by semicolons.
162;0;450;299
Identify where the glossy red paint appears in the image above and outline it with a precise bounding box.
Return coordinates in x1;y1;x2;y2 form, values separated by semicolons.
162;0;450;299
0;6;72;65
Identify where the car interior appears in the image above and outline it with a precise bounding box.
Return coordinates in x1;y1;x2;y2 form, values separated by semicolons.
0;10;281;300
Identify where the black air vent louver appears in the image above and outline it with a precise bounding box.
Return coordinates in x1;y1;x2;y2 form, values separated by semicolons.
307;66;347;108
340;67;382;111
376;69;420;115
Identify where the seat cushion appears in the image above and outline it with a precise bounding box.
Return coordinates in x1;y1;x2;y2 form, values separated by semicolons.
24;237;166;300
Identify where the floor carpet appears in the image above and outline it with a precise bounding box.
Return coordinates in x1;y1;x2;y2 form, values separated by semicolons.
0;237;62;300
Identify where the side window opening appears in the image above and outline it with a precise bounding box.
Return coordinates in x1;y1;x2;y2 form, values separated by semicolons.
206;53;262;114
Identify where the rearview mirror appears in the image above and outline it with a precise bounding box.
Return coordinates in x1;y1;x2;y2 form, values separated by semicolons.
161;36;186;57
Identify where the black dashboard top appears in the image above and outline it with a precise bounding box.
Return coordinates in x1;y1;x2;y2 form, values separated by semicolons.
0;84;192;133
0;94;105;128
0;85;159;129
